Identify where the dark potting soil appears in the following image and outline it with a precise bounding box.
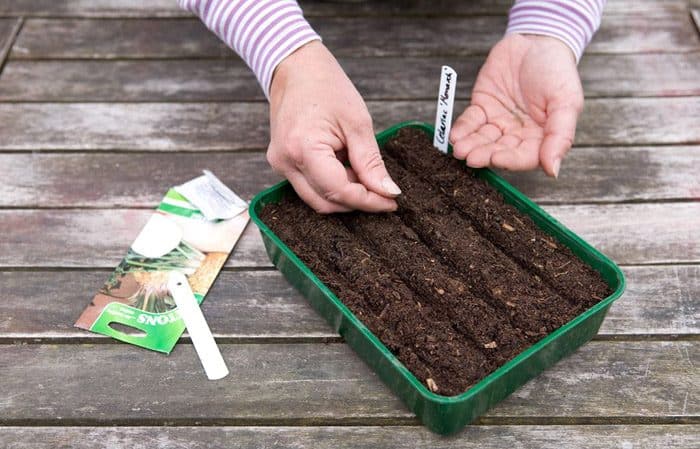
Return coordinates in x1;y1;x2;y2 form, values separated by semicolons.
259;127;612;396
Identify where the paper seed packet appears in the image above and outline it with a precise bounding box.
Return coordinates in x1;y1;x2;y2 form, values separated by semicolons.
75;171;249;353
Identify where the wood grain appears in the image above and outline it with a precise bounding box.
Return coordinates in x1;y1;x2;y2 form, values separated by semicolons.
0;425;698;449
2;52;699;101
602;265;700;337
0;270;333;340
0;152;281;207
1;98;698;151
0;209;269;268
0;341;696;423
1;265;697;341
500;145;700;204
0;0;185;18
548;203;700;265
10;14;700;60
0;0;695;438
1;203;698;268
1;146;697;208
9;19;231;59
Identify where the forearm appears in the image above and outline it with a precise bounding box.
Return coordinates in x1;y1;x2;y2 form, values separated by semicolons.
505;0;606;61
179;0;321;98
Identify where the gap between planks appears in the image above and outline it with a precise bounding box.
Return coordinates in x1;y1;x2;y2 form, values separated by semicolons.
0;334;697;346
0;425;698;449
0;416;697;427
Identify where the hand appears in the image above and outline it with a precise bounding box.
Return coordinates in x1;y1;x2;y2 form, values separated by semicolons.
267;41;400;213
450;34;584;177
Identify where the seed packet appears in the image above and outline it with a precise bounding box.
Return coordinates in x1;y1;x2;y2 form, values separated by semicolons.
75;172;249;353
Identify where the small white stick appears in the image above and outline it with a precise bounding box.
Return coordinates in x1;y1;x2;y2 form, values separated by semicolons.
168;271;229;380
433;65;457;154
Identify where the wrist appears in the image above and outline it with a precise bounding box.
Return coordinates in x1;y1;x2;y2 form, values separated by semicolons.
517;33;578;64
270;40;325;102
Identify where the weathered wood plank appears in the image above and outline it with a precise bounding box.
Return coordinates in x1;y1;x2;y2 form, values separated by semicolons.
0;270;334;340
0;152;281;207
0;0;688;17
548;203;700;265
0;0;186;18
0;203;698;268
578;52;700;98
2;52;699;101
601;265;700;337
0;59;263;101
1;265;697;341
10;14;699;60
500;145;700;204
9;18;230;59
0;98;698;151
0;145;698;208
0;102;271;151
0;209;268;268
0;341;696;423
1;425;698;449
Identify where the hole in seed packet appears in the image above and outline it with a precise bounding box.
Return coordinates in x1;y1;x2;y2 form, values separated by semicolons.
109;322;147;337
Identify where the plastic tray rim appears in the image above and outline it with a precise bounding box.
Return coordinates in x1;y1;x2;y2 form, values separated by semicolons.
249;120;626;404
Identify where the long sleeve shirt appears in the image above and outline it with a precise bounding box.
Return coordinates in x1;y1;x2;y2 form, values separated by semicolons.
180;0;606;97
178;0;321;98
506;0;606;62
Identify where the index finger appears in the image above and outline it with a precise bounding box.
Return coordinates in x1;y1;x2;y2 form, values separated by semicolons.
301;144;398;212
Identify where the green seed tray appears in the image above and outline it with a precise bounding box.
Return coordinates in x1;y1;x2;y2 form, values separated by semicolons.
249;121;626;435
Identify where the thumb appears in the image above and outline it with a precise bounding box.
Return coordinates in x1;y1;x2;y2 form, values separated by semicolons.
346;125;401;197
539;105;580;178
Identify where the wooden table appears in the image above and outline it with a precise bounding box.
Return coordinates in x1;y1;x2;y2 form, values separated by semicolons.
0;1;698;447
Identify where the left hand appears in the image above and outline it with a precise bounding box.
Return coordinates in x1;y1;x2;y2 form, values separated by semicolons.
450;34;584;178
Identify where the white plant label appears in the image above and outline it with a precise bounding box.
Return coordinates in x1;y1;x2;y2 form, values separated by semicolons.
168;271;229;380
433;65;457;154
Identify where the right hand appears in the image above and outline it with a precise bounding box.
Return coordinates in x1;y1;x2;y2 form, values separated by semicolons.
266;41;400;214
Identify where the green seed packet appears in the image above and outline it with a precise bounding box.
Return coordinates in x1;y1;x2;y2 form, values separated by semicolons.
75;173;249;353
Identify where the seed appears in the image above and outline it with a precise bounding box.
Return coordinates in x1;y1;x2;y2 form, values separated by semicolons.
436;288;445;295
542;238;558;249
505;301;516;308
502;222;515;232
426;378;439;393
484;341;498;349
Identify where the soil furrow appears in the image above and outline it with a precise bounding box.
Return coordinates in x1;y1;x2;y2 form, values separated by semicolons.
344;212;527;364
382;128;611;309
264;201;493;395
383;153;580;341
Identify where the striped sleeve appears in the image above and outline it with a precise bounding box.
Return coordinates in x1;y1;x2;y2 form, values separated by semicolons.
179;0;321;98
505;0;606;62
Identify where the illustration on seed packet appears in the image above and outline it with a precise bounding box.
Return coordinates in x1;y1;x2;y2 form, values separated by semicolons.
75;171;249;353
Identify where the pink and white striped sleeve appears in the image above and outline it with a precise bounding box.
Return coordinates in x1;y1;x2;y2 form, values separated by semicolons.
506;0;606;62
179;0;321;98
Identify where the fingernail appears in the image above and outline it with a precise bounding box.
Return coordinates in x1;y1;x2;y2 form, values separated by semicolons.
382;176;402;196
552;158;561;179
